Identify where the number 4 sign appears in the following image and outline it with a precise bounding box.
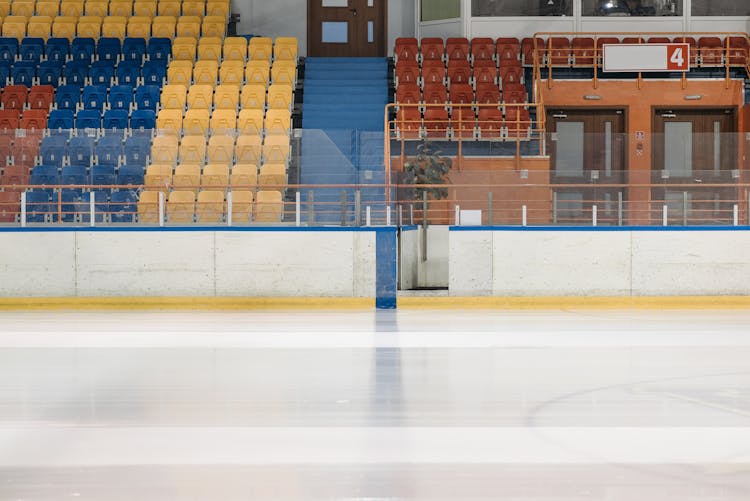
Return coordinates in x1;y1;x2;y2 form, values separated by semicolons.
667;44;690;71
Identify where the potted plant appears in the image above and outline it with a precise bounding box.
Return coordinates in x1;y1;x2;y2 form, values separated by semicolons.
400;140;453;224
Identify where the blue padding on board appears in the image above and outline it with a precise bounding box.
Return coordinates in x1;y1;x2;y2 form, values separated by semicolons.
375;228;397;309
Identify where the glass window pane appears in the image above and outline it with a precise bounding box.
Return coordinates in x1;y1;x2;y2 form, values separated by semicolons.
693;0;750;15
322;22;348;43
322;0;348;7
582;0;682;16
368;21;374;43
472;0;572;17
555;122;584;177
664;122;692;177
422;0;460;21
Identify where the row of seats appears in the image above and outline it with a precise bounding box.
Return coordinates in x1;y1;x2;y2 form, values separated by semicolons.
0;56;167;87
0;107;48;129
54;84;159;111
149;134;290;166
0;36;171;63
0;0;229;18
1;82;52;107
161;83;292;112
155;108;289;137
3;162;145;187
44;108;155;130
0;14;227;40
143;162;285;193
165;57;296;88
169;36;298;63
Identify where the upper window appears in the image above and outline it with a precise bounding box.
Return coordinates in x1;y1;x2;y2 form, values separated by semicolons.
692;0;750;16
471;0;573;17
582;0;683;16
422;0;460;21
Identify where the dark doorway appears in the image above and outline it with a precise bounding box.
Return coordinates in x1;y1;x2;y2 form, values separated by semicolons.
308;0;387;57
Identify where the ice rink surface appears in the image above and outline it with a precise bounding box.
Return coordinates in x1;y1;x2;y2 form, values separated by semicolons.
1;308;750;500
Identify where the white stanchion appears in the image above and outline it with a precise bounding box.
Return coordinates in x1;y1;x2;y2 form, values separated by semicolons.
455;205;460;226
592;205;597;227
20;191;26;228
226;190;233;227
386;206;391;226
89;192;95;227
295;191;300;227
158;191;164;227
662;205;668;226
366;206;371;227
734;204;739;226
522;205;527;227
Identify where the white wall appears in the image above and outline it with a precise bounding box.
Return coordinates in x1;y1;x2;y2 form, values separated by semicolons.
399;227;419;290
0;230;377;298
450;229;750;297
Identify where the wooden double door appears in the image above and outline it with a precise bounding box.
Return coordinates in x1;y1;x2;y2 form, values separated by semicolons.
308;0;387;57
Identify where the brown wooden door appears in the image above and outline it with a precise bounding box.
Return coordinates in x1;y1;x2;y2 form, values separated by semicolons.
308;0;386;57
547;109;627;224
653;108;737;224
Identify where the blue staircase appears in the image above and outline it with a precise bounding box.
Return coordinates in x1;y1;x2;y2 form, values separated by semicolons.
301;57;388;224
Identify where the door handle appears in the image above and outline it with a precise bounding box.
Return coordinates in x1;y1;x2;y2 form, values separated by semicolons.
350;8;358;16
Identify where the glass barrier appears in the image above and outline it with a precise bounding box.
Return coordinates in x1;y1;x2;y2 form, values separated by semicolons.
581;0;683;17
472;0;573;17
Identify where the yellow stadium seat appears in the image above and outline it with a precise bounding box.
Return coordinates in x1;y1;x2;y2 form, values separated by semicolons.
172;164;201;193
267;83;293;110
127;16;151;38
84;0;107;16
75;16;100;39
0;1;10;17
167;190;195;223
108;0;131;16
179;135;206;165
183;108;210;136
157;0;180;16
138;190;162;222
223;36;247;61
156;109;183;133
245;60;270;86
230;165;257;189
11;0;34;17
27;16;52;39
193;60;218;85
264;109;291;136
144;164;173;191
172;37;197;61
133;0;155;17
263;135;290;164
235;135;262;165
181;0;204;18
160;83;187;109
274;37;298;61
201;163;229;188
229;189;253;222
2;16;27;40
196;190;225;222
207;135;235;165
167;60;193;86
187;84;213;110
198;36;221;60
258;163;286;192
102;16;127;40
213;84;239;110
176;15;200;38
35;0;59;16
150;135;179;164
59;0;82;16
271;60;296;85
255;190;283;222
237;109;264;136
207;0;229;18
218;60;243;86
240;84;266;110
151;16;176;39
249;36;273;61
201;15;223;38
210;109;236;132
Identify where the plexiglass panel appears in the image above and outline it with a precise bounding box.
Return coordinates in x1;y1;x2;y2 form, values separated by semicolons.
664;122;692;177
472;0;572;17
555;122;584;177
321;22;348;43
582;0;682;16
692;0;750;16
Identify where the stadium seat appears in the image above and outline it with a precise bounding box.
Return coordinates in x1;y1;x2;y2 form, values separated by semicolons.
118;161;145;184
500;62;523;87
447;60;471;85
423;108;449;138
109;190;138;222
421;60;446;86
0;36;19;60
178;135;206;164
262;135;289;164
181;0;205;17
0;60;11;84
60;0;83;16
116;61;140;86
473;60;498;86
19;38;43;62
30;165;60;187
157;0;180;16
214;84;239;110
237;108;263;135
420;37;444;62
147;37;171;61
395;107;421;139
12;61;36;87
82;84;108;110
75;16;101;39
27;84;54;109
240;83;265;110
264;109;290;136
172;163;201;193
207;0;229;18
76;109;101;130
36;0;60;16
122;37;146;62
549;37;572;66
108;85;133;111
183;108;209;136
71;37;96;61
167;190;195;223
108;0;132;16
245;60;269;86
123;135;150;167
220;59;245;85
142;59;167;86
96;135;122;166
229;189;253;222
24;190;51;222
64;60;89;86
572;37;595;66
36;60;61;86
198;36;221;60
267;83;292;110
11;1;34;17
2;16;28;41
160;83;187;109
196;190;224;222
248;37;272;61
271;60;296;85
0;0;8;17
130;109;156;129
13;135;40;165
102;16;127;40
395;60;419;86
96;37;121;62
85;0;108;16
27;16;52;40
477;106;503;138
155;108;183;132
135;84;160;110
133;0;156;17
201;16;224;38
446;37;470;61
223;36;247;61
61;165;87;188
395;83;420;105
200;163;229;188
258;163;286;192
172;36;197;60
449;83;473;104
235;134;261;164
470;37;495;62
43;36;68;63
0;191;20;222
230;165;257;189
40;136;67;166
210;109;236;132
150;134;178;164
423;83;447;105
167;60;193;85
90;60;115;86
151;16;176;39
176;16;200;38
54;84;79;110
274;37;298;61
699;36;724;66
728;36;749;66
103;109;129;129
254;190;282;222
137;190;161;223
193;60;218;85
186;84;212;109
91;164;116;185
475;82;500;104
67;135;94;168
2;84;27;110
207;135;234;165
144;162;173;191
0;109;19;130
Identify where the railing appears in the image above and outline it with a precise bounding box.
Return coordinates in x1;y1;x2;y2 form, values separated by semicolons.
531;32;750;89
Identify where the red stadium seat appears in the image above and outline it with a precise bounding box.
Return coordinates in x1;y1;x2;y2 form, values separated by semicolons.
549;37;571;67
447;59;471;85
395;37;419;63
728;36;748;66
1;165;30;191
471;37;495;62
13;135;40;167
647;37;671;44
396;83;421;105
423;107;449;138
0;191;21;221
395;60;420;87
622;37;643;45
572;37;595;66
0;133;11;164
449;83;473;105
521;37;545;66
20;109;48;130
496;37;520;62
423;83;447;105
478;107;503;138
473;60;498;86
421;60;446;86
446;37;470;61
699;36;724;66
27;85;54;110
1;85;28;111
475;83;500;104
502;83;527;104
421;37;445;61
500;62;523;87
396;107;421;139
0;109;20;131
504;107;531;139
451;106;475;139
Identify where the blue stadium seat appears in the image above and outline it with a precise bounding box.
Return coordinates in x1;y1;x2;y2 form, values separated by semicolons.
147;38;171;61
64;61;88;87
142;60;167;87
103;109;129;130
91;165;116;185
134;85;160;111
79;190;109;223
96;135;123;166
45;38;70;64
48;109;75;133
59;189;80;222
90;60;115;86
0;61;10;86
124;136;150;167
0;37;18;62
40;136;67;167
20;38;44;62
109;190;138;222
75;110;101;130
108;85;133;111
54;84;80;110
117;166;145;185
12;62;36;87
130;109;155;130
96;37;121;63
68;137;95;167
24;191;50;222
116;61;140;86
81;85;107;110
71;38;96;62
30;165;60;185
37;61;62;87
61;167;87;199
122;38;146;62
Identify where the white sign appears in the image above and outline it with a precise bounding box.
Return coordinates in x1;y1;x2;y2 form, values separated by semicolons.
603;43;690;73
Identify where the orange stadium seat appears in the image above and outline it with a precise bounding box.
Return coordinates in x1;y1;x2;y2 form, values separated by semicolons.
254;190;283;222
235;134;261;164
258;163;286;192
230;165;257;189
85;0;107;16
156;109;183;133
471;37;495;62
144;163;173;191
75;16;101;39
176;15;201;38
206;0;229;18
127;16;152;39
167;61;193;85
220;60;245;85
151;16;177;38
137;190;162;222
102;16;127;40
237;110;264;136
172;37;197;60
200;163;229;188
59;0;83;16
198;36;222;60
207;135;235;165
11;0;35;17
210;109;237;132
35;0;59;16
172;163;202;192
196;190;225;222
157;0;181;17
245;60;270;86
183;108;210;136
167;190;195;223
248;36;272;61
394;37;418;63
108;0;132;16
181;0;205;18
213;84;239;110
27;16;52;40
223;36;247;61
240;84;266;110
133;0;156;17
201;15;224;38
193;60;218;85
150;135;179;164
187;84;213;109
229;189;253;222
274;37;298;61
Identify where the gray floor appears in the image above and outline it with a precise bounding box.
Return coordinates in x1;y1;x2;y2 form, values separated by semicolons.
0;309;749;500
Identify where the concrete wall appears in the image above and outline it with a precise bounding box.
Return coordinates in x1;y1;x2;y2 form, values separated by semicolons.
0;230;378;298
399;226;420;290
450;228;750;296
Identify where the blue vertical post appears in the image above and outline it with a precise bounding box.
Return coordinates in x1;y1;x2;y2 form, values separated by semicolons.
375;227;397;309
